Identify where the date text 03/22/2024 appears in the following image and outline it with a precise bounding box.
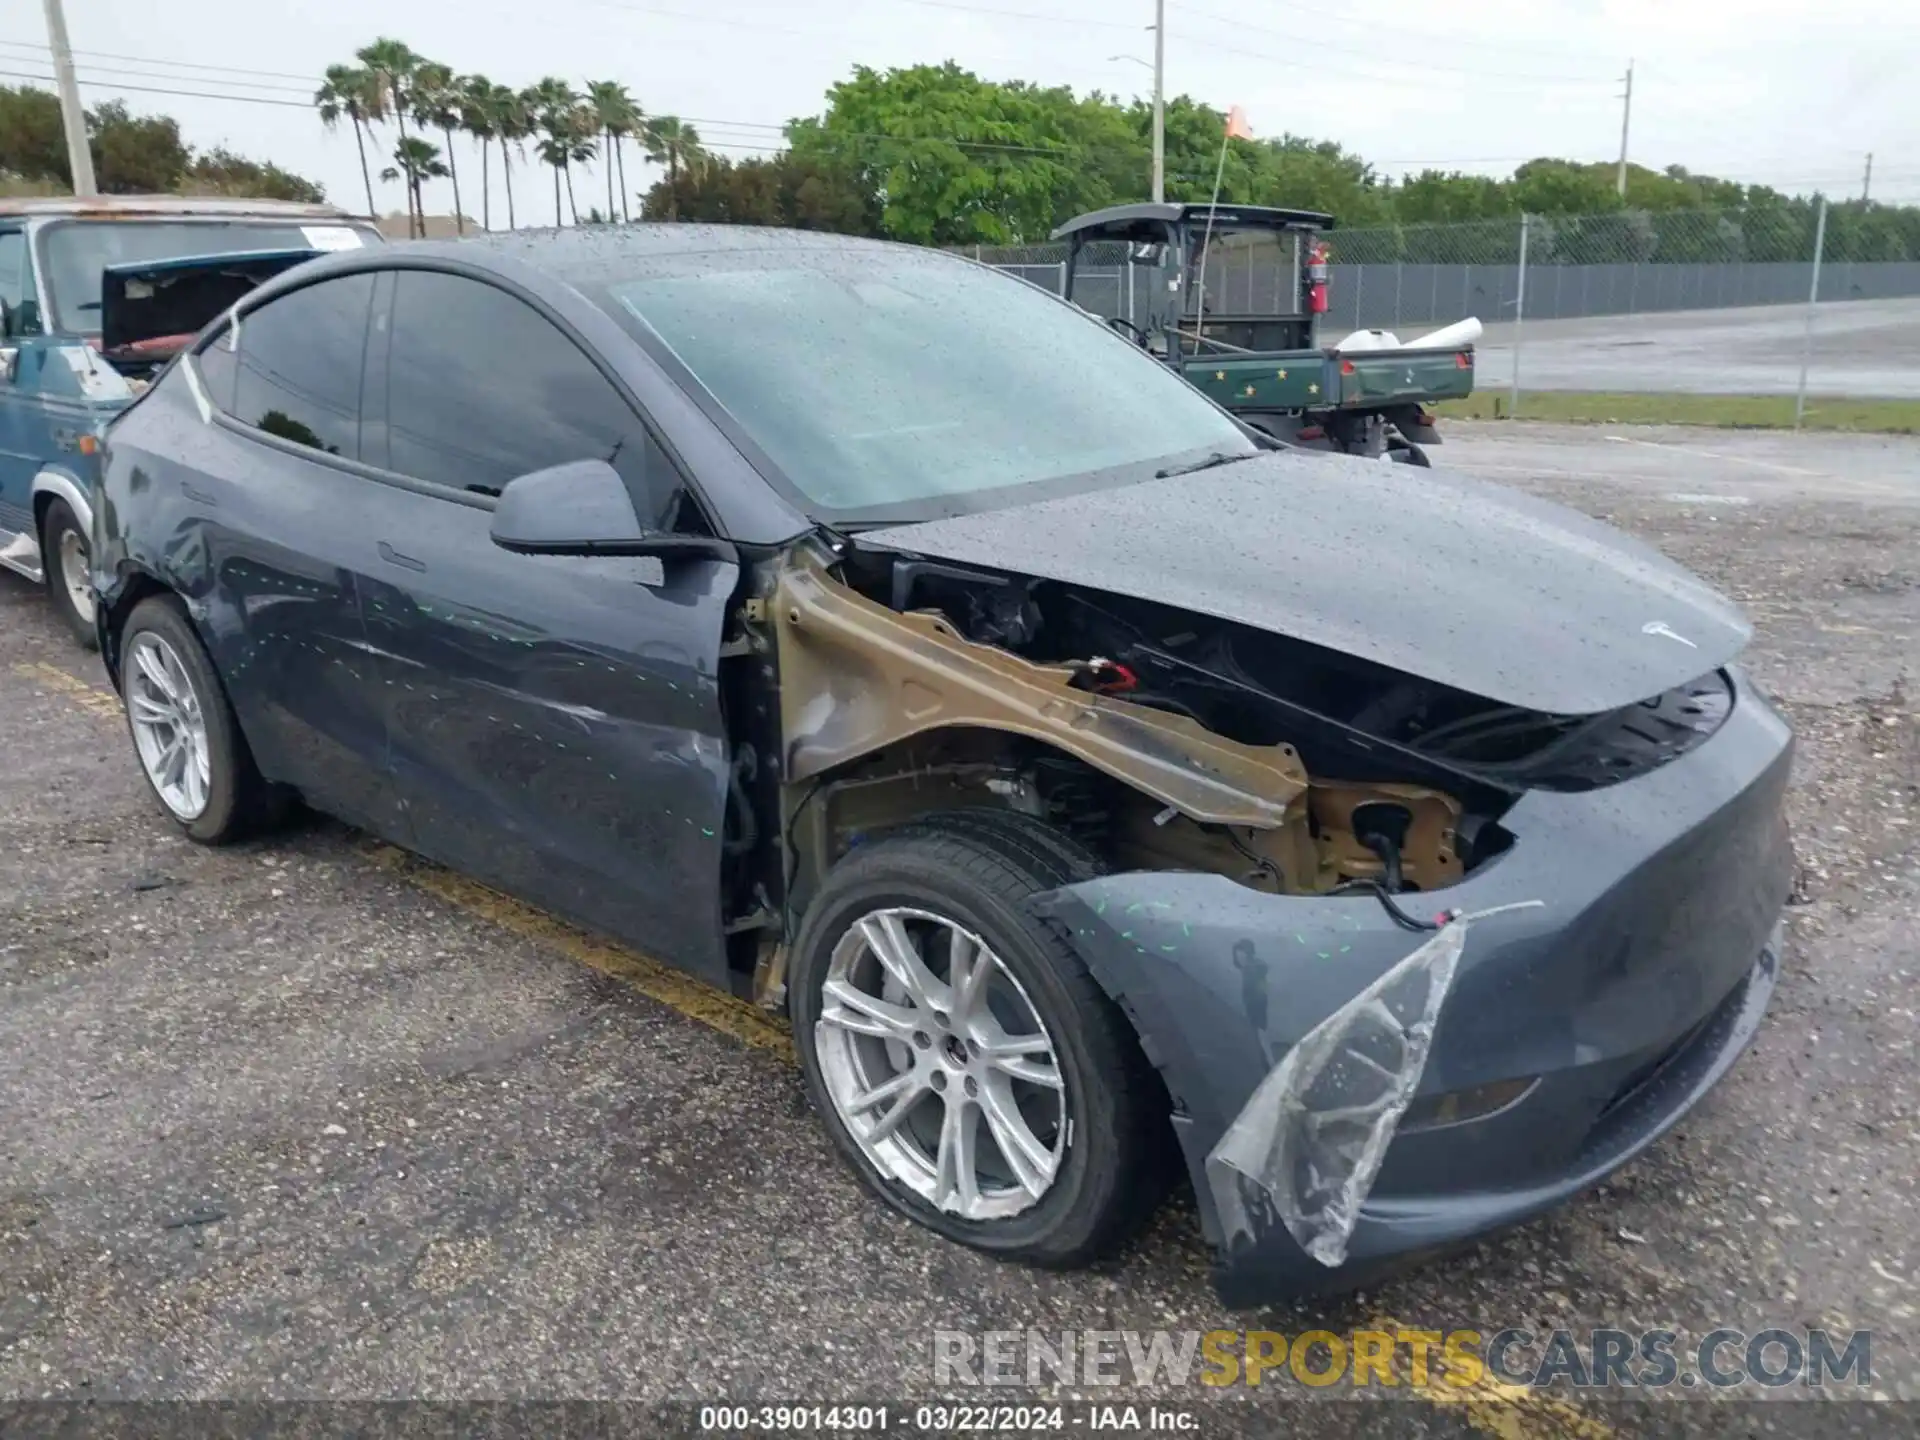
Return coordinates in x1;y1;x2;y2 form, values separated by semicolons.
697;1405;1197;1432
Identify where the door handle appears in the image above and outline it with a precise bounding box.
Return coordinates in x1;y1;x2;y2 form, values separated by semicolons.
378;540;426;572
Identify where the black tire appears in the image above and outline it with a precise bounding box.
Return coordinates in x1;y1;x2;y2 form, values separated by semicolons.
118;594;282;843
1388;438;1432;467
39;497;99;651
790;809;1170;1267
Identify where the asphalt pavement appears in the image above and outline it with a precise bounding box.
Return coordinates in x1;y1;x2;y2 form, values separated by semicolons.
1472;297;1920;398
2;421;1917;1436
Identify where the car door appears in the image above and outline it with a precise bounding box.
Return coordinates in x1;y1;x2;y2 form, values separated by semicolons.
357;266;737;985
174;270;402;835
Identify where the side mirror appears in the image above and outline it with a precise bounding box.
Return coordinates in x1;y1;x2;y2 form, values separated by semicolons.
488;458;735;563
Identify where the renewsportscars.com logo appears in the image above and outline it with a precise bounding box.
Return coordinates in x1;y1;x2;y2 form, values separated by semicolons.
932;1327;1872;1391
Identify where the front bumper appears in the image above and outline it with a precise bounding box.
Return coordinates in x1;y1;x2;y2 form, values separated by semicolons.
1032;667;1793;1306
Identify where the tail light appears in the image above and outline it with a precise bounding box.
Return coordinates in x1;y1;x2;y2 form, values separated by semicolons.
1454;352;1471;369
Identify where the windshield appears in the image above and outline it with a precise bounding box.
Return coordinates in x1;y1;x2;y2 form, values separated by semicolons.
1187;227;1301;317
37;219;380;333
609;247;1255;523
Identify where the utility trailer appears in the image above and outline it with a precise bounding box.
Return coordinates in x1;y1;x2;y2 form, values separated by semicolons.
1054;202;1476;464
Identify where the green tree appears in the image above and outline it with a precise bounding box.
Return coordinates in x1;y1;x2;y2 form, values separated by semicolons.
786;65;1083;244
87;100;191;191
641;151;880;233
380;134;448;229
356;37;423;233
641;115;707;221
314;64;382;217
587;80;641;223
186;148;324;203
411;61;467;233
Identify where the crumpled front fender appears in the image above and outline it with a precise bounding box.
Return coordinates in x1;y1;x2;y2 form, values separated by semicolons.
1025;672;1792;1305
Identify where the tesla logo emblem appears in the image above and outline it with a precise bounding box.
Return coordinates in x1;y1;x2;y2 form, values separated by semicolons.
1642;621;1698;648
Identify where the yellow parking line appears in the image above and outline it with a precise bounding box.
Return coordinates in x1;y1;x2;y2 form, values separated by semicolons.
19;663;1611;1438
1368;1315;1615;1440
359;842;795;1059
13;660;123;719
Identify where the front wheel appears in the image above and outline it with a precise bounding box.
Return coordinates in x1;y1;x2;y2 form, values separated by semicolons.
790;810;1170;1268
40;497;99;650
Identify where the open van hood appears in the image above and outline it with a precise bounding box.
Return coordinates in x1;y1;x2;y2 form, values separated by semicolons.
100;248;321;366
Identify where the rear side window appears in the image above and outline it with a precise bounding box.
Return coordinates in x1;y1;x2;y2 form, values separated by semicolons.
385;270;684;525
228;273;375;459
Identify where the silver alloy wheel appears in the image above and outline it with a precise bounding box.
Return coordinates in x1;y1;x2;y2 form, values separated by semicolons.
816;907;1068;1221
58;526;94;624
125;631;212;821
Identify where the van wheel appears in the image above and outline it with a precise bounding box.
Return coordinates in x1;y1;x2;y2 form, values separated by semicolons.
790;810;1169;1267
119;594;281;843
40;497;99;650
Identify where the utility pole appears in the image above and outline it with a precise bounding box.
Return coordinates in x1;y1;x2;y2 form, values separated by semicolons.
1862;152;1873;203
1151;0;1166;203
41;0;96;197
1614;59;1633;199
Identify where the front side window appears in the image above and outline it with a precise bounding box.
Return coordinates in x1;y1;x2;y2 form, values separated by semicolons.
0;229;34;332
227;273;376;459
385;270;684;526
607;246;1255;524
36;219;381;334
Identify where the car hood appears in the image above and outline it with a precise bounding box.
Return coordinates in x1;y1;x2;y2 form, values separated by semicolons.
858;450;1750;716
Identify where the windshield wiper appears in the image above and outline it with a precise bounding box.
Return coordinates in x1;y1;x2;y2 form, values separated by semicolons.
1156;450;1251;479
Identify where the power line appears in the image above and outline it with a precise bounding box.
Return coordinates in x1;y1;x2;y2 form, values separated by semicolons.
0;37;319;83
0;66;313;108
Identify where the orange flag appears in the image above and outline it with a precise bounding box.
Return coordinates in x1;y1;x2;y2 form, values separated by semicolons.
1225;105;1254;140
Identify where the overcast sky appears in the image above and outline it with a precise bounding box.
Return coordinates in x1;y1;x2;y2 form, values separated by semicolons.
5;0;1915;225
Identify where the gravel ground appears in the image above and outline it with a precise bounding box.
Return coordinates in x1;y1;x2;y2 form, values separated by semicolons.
2;421;1915;1437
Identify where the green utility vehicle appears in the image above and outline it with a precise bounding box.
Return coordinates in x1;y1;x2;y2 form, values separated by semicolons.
1054;202;1477;465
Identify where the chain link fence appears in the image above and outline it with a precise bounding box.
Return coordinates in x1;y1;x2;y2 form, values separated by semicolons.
971;203;1920;418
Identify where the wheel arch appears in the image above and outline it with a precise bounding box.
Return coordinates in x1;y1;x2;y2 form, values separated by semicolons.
98;567;178;691
31;466;93;539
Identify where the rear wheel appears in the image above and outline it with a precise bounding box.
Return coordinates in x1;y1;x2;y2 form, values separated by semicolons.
790;810;1169;1267
39;497;98;650
120;594;281;843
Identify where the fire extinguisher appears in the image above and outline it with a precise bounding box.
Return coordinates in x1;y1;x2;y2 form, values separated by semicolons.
1306;239;1330;315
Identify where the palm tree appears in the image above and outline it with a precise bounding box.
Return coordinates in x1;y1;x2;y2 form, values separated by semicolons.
458;74;496;229
380;135;449;232
586;80;641;223
562;109;599;225
314;64;382;219
356;38;423;234
410;61;465;235
524;77;581;226
489;85;531;230
642;115;707;221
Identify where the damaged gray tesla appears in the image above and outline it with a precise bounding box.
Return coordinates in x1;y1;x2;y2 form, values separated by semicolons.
90;227;1792;1306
